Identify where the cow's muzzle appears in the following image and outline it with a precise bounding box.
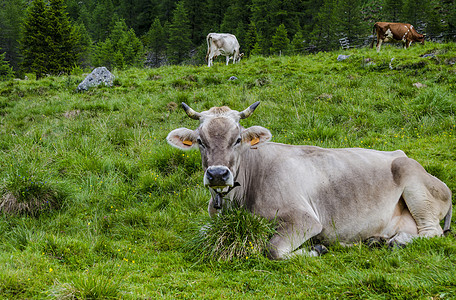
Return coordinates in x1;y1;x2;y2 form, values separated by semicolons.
212;182;241;210
204;166;233;188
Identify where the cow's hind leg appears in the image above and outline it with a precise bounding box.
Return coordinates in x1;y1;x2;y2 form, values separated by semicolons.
268;211;323;259
392;157;452;238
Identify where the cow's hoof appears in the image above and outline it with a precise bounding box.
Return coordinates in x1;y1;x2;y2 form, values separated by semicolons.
311;244;328;256
364;237;386;248
388;240;406;250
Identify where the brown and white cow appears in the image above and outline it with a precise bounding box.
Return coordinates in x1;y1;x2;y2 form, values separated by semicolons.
371;22;425;52
167;102;452;260
206;33;243;67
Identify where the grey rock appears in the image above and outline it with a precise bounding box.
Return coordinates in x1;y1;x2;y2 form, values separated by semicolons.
337;54;351;61
228;76;238;81
389;57;395;70
77;67;115;91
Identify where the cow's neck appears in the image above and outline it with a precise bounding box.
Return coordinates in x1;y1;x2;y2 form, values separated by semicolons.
230;146;262;209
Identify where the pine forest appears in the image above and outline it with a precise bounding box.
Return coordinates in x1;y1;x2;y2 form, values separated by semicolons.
0;0;456;78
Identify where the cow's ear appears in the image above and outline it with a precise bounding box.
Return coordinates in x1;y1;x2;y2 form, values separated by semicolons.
242;126;272;146
167;128;198;150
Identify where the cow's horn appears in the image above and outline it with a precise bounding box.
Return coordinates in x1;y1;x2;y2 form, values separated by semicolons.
239;101;260;119
181;102;202;120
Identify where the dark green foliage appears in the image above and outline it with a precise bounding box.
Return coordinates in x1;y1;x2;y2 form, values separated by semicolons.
4;0;456;73
291;31;305;53
167;1;192;64
310;0;339;50
91;0;117;42
270;24;290;55
20;0;48;79
0;51;14;81
402;0;429;28
244;22;264;56
0;0;26;73
20;0;80;79
73;22;93;68
145;17;167;67
92;19;144;69
338;0;364;42
383;0;404;22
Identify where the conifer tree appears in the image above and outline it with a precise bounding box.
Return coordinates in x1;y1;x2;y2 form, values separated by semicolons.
220;0;251;45
270;24;290;55
92;19;143;69
184;0;206;45
20;0;80;79
0;0;26;72
426;1;443;38
20;0;49;79
167;1;192;64
310;0;339;51
145;17;167;67
47;0;80;75
73;22;93;68
446;1;456;37
250;0;281;54
0;51;14;81
291;31;305;53
244;21;260;56
338;0;363;42
402;0;429;29
205;0;224;32
92;0;117;42
383;0;404;22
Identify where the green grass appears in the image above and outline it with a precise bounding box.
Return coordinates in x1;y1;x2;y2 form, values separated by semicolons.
0;42;455;298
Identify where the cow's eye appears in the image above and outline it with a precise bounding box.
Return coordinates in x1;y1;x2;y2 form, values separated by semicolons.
197;138;206;148
234;137;242;145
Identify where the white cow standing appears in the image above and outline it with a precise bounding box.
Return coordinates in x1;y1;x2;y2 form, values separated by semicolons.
206;33;243;67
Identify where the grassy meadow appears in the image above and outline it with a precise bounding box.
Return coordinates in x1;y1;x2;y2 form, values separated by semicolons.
0;42;455;299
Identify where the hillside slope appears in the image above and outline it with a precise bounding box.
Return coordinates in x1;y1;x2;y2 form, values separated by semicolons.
0;42;455;298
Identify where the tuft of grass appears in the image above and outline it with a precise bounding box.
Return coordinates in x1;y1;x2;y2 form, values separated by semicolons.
0;173;67;217
48;275;122;299
183;206;277;262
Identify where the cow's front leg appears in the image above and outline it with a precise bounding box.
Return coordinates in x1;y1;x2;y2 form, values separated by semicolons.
225;56;230;65
376;39;383;52
267;211;323;259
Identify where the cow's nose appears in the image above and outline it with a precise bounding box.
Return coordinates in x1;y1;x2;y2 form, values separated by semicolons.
206;168;229;182
204;166;233;187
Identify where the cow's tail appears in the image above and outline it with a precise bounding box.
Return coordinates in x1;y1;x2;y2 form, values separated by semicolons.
206;34;212;62
443;201;452;235
370;24;377;48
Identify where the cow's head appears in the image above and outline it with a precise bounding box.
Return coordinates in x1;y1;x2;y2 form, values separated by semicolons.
417;34;425;45
167;102;271;194
236;53;244;63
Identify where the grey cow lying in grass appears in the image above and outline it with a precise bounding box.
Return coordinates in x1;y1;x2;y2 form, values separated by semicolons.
167;102;452;259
